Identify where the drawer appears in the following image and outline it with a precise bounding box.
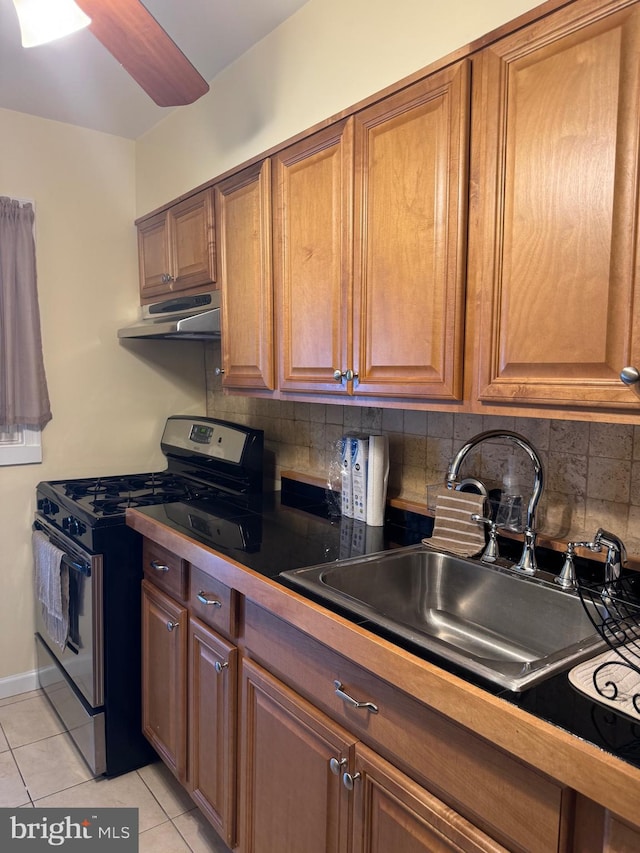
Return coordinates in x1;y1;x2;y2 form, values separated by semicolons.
243;600;569;853
142;539;188;601
189;564;238;639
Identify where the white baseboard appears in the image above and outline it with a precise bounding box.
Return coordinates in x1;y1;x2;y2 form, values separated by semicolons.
0;670;39;700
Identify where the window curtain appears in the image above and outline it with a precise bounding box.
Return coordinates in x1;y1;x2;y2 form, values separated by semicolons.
0;196;51;428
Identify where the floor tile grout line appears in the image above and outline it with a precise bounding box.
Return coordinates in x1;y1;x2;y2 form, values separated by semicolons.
0;692;203;846
135;767;177;824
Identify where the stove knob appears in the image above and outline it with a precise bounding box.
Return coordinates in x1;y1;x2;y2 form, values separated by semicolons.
63;516;80;536
39;498;56;516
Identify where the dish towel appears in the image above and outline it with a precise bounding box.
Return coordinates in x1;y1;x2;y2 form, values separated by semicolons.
33;530;69;651
569;648;640;722
422;490;486;557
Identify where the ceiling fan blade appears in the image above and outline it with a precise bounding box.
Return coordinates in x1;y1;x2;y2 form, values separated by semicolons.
74;0;210;107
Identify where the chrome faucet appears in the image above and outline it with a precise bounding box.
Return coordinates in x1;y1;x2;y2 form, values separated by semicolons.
593;528;627;584
555;529;626;591
446;430;545;574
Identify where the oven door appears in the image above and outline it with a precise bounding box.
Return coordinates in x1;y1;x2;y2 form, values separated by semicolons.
33;516;103;709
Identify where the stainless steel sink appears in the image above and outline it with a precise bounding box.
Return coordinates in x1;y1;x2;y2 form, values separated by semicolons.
281;545;606;691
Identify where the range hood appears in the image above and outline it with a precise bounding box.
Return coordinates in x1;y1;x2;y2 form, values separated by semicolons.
118;292;221;340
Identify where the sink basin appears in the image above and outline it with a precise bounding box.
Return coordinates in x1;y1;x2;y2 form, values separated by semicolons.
281;545;606;691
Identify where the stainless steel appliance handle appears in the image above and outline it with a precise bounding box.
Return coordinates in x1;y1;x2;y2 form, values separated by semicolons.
33;519;92;576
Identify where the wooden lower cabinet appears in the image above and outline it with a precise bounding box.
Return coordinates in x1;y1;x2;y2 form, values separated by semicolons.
189;617;238;846
141;576;238;847
350;744;508;853
141;579;188;782
240;658;506;853
240;658;351;853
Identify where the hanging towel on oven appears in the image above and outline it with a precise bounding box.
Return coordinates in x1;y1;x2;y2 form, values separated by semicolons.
422;490;486;557
32;530;69;651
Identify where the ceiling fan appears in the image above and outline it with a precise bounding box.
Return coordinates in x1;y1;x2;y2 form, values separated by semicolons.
13;0;210;107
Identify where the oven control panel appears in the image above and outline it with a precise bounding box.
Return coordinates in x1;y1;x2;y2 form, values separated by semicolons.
161;416;258;464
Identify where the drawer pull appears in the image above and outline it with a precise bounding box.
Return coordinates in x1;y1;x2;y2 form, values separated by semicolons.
342;771;361;791
329;757;347;776
150;560;170;573
334;680;378;714
166;621;179;632
214;661;229;674
197;592;223;608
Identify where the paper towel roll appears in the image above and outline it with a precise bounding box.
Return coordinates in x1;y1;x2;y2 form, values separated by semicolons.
366;434;389;526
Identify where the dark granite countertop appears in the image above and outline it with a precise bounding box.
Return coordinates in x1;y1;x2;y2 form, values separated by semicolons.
132;476;640;773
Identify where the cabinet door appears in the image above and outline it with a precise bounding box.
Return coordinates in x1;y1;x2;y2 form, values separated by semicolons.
352;62;470;400
470;0;640;409
273;119;353;394
215;160;275;390
189;617;238;846
168;188;216;295
137;189;216;304
240;658;351;853
138;212;171;302
141;580;188;782
350;743;508;853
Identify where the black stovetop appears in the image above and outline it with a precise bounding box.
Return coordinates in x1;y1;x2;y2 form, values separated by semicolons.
36;467;263;555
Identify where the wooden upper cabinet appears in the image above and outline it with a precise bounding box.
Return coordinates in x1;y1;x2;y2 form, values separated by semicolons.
273;119;353;394
274;62;470;401
215;161;275;391
137;187;216;304
352;61;470;400
470;0;640;409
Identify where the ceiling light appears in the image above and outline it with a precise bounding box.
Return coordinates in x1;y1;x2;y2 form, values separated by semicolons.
12;0;91;48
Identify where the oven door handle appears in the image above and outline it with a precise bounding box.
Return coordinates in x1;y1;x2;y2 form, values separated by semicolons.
61;555;91;577
33;519;92;577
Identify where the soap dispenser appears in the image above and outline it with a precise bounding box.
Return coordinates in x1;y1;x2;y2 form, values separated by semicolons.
496;457;523;532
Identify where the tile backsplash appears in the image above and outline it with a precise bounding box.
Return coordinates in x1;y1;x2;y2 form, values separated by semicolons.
205;362;640;556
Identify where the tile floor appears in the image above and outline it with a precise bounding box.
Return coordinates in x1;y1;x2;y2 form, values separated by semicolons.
0;689;231;852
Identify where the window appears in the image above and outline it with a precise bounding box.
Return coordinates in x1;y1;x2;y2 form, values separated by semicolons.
0;196;51;465
0;424;42;465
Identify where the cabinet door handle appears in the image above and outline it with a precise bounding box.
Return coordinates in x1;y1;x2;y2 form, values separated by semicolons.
342;771;361;791
333;680;378;714
333;369;357;383
329;757;347;775
150;560;169;573
197;592;223;608
214;660;229;674
620;366;640;386
161;273;175;283
166;621;179;632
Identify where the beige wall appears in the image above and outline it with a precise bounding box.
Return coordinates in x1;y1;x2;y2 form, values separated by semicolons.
0;108;206;687
135;0;543;215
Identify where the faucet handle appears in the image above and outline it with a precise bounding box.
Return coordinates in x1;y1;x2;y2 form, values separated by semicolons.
471;514;499;562
554;540;600;589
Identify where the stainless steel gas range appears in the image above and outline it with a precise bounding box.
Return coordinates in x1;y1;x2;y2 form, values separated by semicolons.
34;416;264;777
